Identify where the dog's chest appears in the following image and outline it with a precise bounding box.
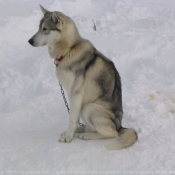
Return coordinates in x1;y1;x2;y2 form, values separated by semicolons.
56;66;75;94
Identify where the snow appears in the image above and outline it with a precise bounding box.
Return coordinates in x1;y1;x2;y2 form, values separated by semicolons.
0;0;175;174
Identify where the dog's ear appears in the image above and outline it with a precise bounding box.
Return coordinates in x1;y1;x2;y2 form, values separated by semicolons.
39;5;50;15
52;12;61;23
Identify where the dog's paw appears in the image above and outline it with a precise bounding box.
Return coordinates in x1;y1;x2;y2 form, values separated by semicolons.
78;133;90;140
59;134;73;143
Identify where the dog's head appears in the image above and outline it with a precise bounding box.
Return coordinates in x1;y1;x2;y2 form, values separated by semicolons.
28;5;78;47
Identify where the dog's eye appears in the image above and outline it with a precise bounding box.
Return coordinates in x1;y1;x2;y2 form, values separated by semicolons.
43;27;47;31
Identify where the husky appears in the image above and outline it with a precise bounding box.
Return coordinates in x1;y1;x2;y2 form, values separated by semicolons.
28;5;137;150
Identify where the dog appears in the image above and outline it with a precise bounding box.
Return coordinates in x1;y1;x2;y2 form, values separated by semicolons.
28;5;137;150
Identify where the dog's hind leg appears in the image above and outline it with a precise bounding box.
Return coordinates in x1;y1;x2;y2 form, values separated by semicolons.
79;132;107;140
79;103;119;140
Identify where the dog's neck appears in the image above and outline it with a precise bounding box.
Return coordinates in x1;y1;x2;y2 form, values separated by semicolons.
48;39;67;59
48;38;81;59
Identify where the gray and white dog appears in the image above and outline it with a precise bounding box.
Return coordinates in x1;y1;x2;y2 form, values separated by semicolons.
28;5;137;150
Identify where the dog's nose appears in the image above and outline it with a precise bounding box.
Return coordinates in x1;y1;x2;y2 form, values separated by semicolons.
28;39;34;45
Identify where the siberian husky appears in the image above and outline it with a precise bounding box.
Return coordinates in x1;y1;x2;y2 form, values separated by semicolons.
28;5;137;150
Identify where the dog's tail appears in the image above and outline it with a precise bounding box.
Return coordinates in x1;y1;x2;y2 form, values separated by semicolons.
105;127;138;150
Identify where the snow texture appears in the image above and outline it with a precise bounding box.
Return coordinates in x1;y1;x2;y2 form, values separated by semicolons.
0;0;175;174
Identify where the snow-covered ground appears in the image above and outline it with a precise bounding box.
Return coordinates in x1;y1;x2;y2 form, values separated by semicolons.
0;0;175;174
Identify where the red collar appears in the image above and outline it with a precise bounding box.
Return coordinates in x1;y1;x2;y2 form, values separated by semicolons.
55;43;77;63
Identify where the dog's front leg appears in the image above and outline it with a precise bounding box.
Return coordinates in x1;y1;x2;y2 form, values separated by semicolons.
59;92;83;143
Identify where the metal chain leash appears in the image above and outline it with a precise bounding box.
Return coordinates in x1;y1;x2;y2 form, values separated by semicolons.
59;81;84;126
59;81;70;114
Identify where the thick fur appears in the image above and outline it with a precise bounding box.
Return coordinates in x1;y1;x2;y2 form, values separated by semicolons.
28;5;138;150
